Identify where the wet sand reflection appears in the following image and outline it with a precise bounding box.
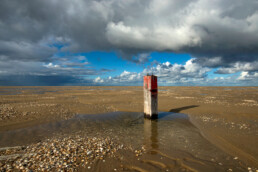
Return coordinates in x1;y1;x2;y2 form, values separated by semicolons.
144;119;159;154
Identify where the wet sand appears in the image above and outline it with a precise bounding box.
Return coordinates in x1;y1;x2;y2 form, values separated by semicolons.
0;86;257;171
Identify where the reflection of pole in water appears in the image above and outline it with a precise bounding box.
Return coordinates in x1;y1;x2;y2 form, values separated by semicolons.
144;119;159;154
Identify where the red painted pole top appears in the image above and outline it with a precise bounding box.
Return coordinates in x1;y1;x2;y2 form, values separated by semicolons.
143;75;157;90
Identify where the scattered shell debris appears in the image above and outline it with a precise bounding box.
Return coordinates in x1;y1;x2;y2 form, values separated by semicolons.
0;134;126;171
198;115;257;131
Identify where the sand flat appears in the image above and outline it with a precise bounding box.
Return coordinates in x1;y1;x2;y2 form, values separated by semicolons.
0;86;257;171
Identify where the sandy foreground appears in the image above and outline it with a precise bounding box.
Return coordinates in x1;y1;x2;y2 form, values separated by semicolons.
0;86;257;171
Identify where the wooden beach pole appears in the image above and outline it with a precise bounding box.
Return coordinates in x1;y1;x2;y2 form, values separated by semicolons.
143;75;158;119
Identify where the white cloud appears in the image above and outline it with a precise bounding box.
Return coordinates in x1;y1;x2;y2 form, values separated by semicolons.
216;61;258;74
105;0;258;53
43;63;60;68
94;77;104;83
92;57;258;85
106;21;201;51
94;59;211;85
132;53;150;64
238;71;258;81
120;71;131;77
144;59;210;83
77;56;87;61
94;70;142;85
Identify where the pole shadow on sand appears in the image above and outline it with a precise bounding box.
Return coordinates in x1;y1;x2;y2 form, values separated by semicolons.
157;105;199;119
169;105;199;113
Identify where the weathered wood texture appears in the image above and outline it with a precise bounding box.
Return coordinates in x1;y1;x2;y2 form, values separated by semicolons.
143;75;158;119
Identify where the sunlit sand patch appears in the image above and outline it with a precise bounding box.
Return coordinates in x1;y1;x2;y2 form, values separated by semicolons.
20;103;57;108
175;96;195;99
244;100;257;103
236;100;258;107
206;97;216;99
41;97;56;99
198;115;253;131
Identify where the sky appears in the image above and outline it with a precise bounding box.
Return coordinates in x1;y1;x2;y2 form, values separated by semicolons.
0;0;258;86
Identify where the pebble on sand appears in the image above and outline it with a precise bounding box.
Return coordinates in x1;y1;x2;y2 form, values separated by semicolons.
0;134;125;171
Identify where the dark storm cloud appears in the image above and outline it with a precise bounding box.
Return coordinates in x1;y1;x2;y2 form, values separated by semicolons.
0;41;56;62
1;0;257;61
0;0;258;85
0;59;109;85
0;75;97;86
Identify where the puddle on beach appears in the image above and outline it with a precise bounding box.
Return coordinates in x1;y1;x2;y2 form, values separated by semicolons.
0;112;248;171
